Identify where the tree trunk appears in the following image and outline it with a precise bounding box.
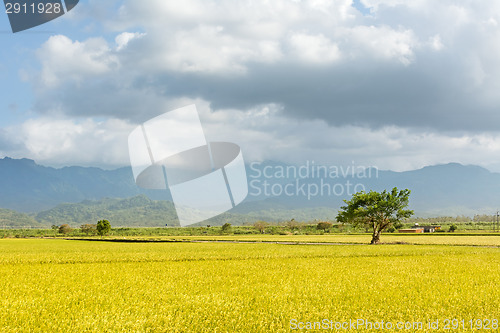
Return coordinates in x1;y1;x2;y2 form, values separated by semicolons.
370;230;381;244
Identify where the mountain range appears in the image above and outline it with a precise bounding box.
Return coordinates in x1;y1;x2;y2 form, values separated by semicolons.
1;156;500;227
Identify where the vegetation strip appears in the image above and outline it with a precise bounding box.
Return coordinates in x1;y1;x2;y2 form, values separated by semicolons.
59;237;500;247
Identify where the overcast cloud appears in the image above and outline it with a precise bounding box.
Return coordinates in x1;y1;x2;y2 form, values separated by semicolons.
2;0;500;171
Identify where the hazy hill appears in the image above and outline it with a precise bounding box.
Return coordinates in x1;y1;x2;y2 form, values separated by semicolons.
0;157;170;212
0;208;39;228
243;161;500;216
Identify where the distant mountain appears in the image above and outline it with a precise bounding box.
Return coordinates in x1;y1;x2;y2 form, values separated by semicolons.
1;157;500;219
242;161;500;216
0;157;171;212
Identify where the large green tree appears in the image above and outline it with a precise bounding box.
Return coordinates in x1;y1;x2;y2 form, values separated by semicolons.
337;187;414;244
96;219;111;236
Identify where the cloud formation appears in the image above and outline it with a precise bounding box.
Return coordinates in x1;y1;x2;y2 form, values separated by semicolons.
29;0;500;131
0;117;134;168
4;0;500;171
4;101;500;173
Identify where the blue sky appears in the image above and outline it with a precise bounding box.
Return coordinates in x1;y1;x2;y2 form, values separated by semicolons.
0;1;88;126
2;0;500;172
0;27;39;126
351;0;371;15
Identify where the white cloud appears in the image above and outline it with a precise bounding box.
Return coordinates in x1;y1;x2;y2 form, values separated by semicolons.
108;0;365;72
115;32;146;51
36;35;119;88
428;34;443;51
1;117;134;168
289;33;341;63
158;25;283;73
339;25;416;64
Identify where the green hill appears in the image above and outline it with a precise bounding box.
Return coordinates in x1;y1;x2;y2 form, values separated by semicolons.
0;208;39;228
34;195;178;227
21;196;338;228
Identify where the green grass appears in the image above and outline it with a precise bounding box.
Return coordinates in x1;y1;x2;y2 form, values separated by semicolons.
0;239;499;332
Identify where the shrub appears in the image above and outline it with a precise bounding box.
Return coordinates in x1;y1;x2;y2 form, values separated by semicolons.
58;224;72;234
254;221;269;234
221;223;232;232
286;219;300;230
81;224;97;235
317;221;333;231
267;226;282;235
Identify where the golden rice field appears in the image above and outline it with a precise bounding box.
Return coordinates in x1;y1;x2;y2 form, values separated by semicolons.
97;233;500;247
0;238;499;332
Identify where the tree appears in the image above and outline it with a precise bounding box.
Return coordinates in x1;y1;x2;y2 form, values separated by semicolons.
221;223;232;232
337;187;414;244
449;224;457;232
317;221;333;232
286;219;300;230
96;219;111;236
81;224;97;235
58;224;72;234
254;221;269;234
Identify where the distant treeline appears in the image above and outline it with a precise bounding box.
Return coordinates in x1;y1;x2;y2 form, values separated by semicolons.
408;215;499;224
1;195;499;229
2;218;499;239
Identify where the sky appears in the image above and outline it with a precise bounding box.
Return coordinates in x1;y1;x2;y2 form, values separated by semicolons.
2;0;500;172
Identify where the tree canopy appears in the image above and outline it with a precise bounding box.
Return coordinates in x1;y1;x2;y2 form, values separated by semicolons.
96;219;111;236
336;187;414;244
